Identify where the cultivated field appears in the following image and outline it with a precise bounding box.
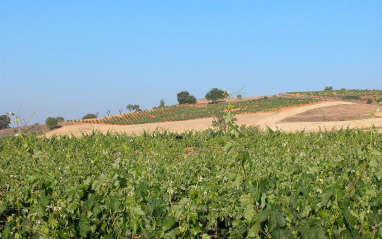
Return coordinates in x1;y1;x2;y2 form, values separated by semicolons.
1;91;382;238
44;100;382;138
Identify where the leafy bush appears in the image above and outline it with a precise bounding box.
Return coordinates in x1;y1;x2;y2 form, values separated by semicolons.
56;116;65;122
237;94;242;99
324;86;333;91
205;88;228;104
177;91;197;104
212;111;237;132
82;114;97;120
45;117;58;130
367;98;373;104
186;95;197;104
0;115;10;130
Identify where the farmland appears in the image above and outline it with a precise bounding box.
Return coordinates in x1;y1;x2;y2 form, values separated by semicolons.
1;128;382;238
286;89;382;100
1;91;382;238
81;97;319;126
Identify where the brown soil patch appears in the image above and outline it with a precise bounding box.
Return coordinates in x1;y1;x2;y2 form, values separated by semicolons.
281;103;380;122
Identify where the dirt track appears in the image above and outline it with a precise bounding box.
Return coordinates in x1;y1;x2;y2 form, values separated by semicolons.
45;101;382;137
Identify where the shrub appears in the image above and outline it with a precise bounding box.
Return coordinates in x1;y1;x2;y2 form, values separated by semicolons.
237;94;242;99
367;98;373;104
56;116;65;122
45;117;58;130
212;111;237;132
0;115;10;130
177;91;197;104
82;114;97;120
324;86;333;91
205;88;228;104
186;95;197;104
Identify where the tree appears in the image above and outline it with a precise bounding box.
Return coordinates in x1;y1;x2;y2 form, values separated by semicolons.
106;110;111;116
0;115;10;130
205;88;228;104
82;113;97;120
45;117;58;130
159;99;165;108
56;116;65;122
324;86;333;91
186;95;197;104
126;104;140;112
177;91;197;104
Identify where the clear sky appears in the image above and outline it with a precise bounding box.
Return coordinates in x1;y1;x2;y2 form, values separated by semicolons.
1;1;381;126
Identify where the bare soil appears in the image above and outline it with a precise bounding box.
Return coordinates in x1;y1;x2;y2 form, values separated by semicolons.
1;100;381;138
281;103;380;122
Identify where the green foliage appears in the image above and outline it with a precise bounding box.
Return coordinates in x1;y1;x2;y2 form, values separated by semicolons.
126;104;140;112
82;113;97;120
177;91;197;104
324;86;333;91
1;128;382;237
212;111;237;132
342;95;361;100
287;89;382;99
45;117;58;130
159;99;165;108
103;97;318;126
185;95;196;104
205;88;228;104
237;94;242;99
55;116;65;122
367;98;373;104
0;115;10;130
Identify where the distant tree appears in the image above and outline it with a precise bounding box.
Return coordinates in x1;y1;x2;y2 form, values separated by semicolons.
177;91;190;104
186;95;197;104
82;113;97;120
177;91;197;104
126;104;140;112
126;104;134;112
56;116;65;122
339;88;346;91
237;94;242;99
159;99;165;108
45;117;58;130
205;88;228;104
324;86;333;91
106;110;111;116
132;104;140;111
119;109;123;114
0;115;10;130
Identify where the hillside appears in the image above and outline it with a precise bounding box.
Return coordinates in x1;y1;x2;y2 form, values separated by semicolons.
1;90;381;138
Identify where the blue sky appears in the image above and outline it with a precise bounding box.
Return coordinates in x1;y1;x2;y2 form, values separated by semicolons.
1;1;381;125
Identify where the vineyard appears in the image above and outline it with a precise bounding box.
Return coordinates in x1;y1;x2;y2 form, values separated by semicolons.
82;97;319;126
287;89;382;100
1;127;382;238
